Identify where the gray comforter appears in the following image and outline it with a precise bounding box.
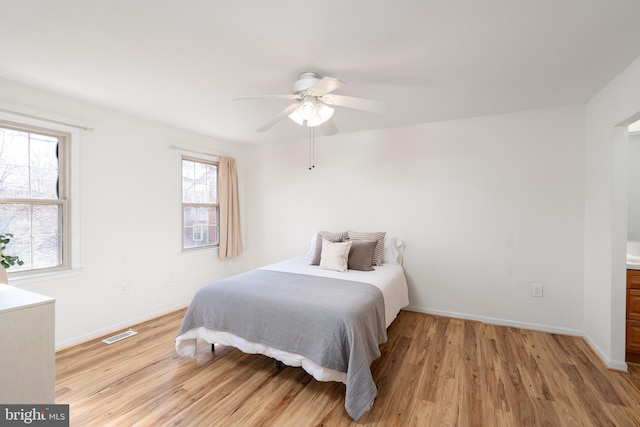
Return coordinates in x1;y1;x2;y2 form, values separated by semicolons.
176;269;387;420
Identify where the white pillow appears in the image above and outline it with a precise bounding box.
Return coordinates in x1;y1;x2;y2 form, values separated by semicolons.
319;239;353;272
382;237;405;264
305;233;318;258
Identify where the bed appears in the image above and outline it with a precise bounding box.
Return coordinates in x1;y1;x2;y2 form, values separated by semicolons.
175;234;409;420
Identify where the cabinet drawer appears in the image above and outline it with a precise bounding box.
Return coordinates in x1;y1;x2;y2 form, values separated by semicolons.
627;319;640;353
628;289;640;320
628;269;640;289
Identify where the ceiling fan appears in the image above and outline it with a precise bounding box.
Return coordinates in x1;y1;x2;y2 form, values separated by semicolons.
234;72;388;135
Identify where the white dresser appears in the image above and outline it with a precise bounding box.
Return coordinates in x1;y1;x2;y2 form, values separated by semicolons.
0;283;55;403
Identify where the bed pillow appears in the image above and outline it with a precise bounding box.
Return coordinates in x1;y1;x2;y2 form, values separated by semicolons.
319;239;353;272
382;237;405;264
347;239;377;271
347;230;386;266
305;233;318;258
310;230;348;265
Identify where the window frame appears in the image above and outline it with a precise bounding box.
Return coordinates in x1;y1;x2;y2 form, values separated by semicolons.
179;154;220;252
0;113;80;281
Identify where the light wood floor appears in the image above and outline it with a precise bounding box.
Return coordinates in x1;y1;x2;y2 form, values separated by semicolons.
55;309;640;426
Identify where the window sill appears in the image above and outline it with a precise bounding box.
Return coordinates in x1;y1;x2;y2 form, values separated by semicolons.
8;267;83;286
178;246;219;258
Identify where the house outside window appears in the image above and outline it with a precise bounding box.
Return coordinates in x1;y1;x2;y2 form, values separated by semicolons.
181;156;219;250
0;122;70;273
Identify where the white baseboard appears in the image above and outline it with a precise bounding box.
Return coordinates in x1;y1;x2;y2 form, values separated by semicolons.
582;332;628;371
405;305;583;335
55;301;189;350
56;302;630;373
404;305;628;372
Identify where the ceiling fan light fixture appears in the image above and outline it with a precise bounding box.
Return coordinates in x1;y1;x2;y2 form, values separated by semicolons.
306;103;334;127
288;108;304;126
299;95;318;119
288;96;334;127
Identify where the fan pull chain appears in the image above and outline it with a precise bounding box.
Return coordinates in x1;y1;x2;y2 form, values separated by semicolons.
308;126;315;170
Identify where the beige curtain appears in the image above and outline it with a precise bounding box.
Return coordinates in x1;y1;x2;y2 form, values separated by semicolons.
218;156;243;259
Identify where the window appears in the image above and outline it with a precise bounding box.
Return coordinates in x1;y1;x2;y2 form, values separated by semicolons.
0;122;70;273
181;156;219;250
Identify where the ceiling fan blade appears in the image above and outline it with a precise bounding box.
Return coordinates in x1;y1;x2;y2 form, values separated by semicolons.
234;94;300;101
307;77;344;96
256;103;300;132
319;118;338;136
321;94;388;114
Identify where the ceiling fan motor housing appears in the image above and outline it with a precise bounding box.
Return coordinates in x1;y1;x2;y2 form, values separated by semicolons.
292;72;321;94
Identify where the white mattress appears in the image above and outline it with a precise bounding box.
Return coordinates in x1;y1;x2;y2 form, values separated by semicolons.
176;256;410;384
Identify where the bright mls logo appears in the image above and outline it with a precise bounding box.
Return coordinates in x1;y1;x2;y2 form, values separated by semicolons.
0;405;69;426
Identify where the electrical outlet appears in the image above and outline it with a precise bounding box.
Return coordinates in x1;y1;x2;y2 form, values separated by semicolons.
120;282;129;294
531;283;543;297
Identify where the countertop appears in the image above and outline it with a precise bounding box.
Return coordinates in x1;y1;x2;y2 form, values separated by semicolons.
0;283;55;313
628;263;640;271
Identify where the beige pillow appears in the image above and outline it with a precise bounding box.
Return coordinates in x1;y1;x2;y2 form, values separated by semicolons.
310;231;347;265
347;230;386;266
319;239;353;272
347;239;377;271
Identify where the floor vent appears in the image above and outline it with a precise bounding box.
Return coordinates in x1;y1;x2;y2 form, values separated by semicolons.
102;329;138;344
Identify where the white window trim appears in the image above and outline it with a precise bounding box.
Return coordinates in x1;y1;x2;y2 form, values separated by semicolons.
0;110;81;283
175;147;219;254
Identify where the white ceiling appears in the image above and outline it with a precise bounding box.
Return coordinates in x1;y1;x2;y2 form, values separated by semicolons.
1;1;640;144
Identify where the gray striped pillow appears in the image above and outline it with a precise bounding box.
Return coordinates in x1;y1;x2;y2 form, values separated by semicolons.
310;231;348;265
347;230;386;266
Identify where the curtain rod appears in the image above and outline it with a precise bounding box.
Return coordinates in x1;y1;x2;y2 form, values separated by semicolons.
169;144;221;158
0;107;94;132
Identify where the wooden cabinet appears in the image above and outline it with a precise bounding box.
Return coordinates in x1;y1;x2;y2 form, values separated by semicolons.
629;288;640;321
0;284;55;403
627;270;640;361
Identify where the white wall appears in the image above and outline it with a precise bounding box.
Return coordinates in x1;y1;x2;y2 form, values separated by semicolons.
244;105;586;334
2;54;637;368
584;55;640;370
629;133;640;241
0;75;595;355
0;77;248;348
